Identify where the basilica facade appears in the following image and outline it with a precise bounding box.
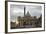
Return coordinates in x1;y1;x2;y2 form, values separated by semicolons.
17;11;38;28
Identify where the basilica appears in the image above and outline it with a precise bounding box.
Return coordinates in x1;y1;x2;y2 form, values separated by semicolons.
11;7;42;29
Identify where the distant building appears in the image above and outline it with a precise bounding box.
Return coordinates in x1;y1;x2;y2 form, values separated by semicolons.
36;15;42;27
17;11;38;28
11;6;42;28
11;21;16;29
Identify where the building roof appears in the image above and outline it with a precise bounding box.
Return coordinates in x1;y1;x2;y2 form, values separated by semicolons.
25;11;31;17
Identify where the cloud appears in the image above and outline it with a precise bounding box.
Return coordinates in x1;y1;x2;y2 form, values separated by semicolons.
10;4;42;21
26;5;42;16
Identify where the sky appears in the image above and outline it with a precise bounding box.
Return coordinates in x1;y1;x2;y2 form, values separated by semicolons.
10;4;42;21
